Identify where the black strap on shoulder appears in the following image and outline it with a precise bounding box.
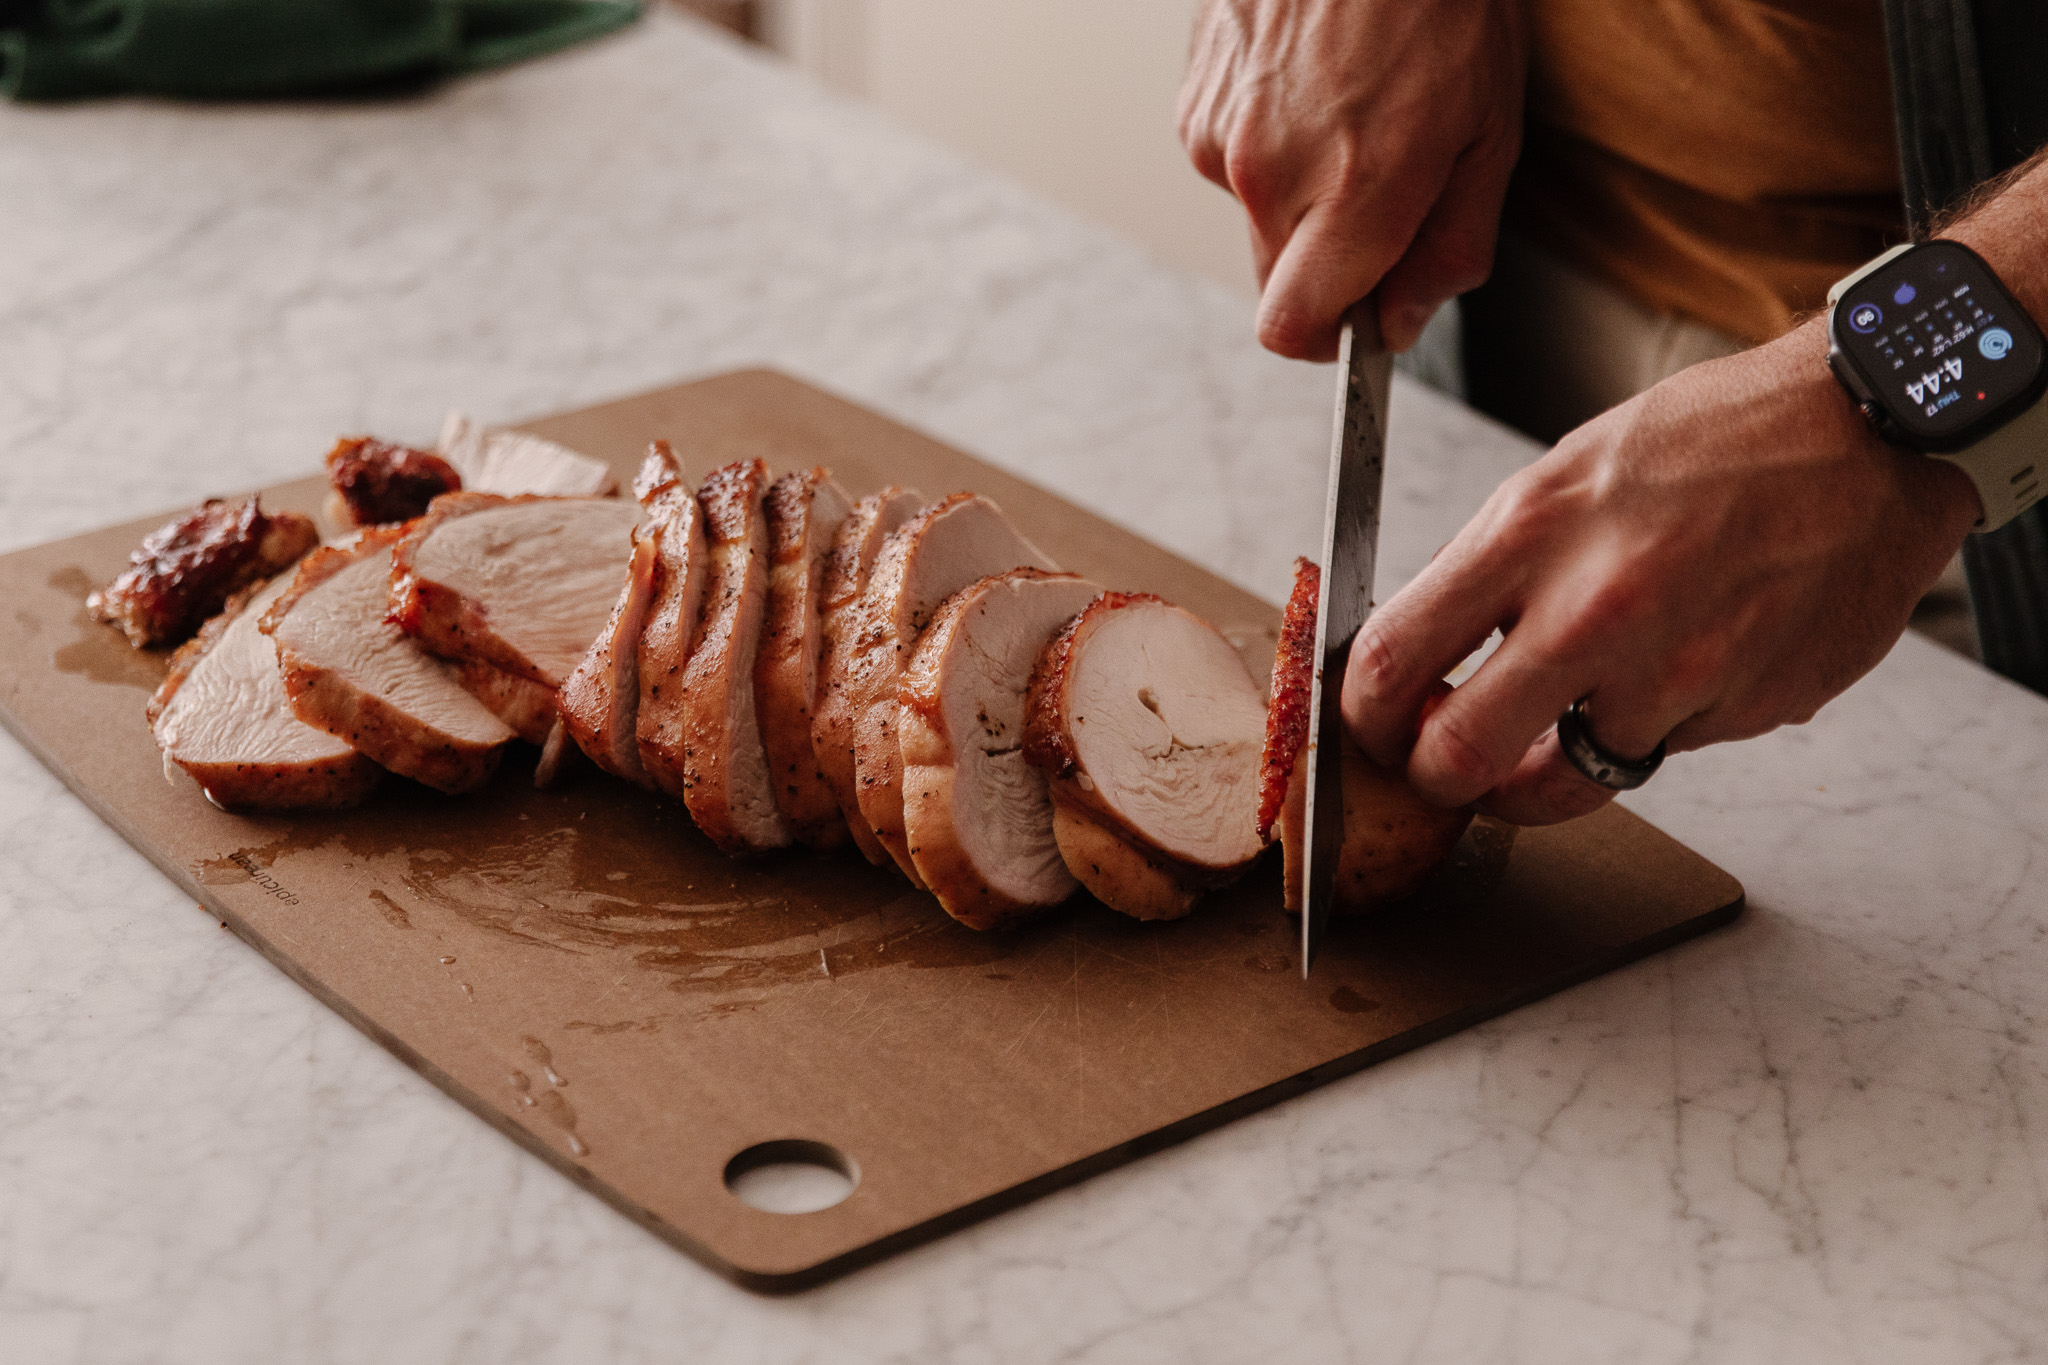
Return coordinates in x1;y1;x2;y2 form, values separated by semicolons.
1884;0;2048;694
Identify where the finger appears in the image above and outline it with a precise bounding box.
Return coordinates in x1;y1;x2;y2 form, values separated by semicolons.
1341;538;1521;771
1477;728;1617;826
1407;624;1593;807
1257;176;1435;360
1373;135;1517;352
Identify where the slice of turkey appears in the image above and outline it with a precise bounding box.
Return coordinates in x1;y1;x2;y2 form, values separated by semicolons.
558;533;658;786
810;486;924;863
831;493;1057;884
261;528;515;794
437;412;617;498
147;574;381;812
632;444;710;798
1023;592;1266;919
559;442;693;787
754;467;856;847
899;570;1102;929
1264;558;1472;913
655;458;790;853
389;492;642;688
449;658;557;746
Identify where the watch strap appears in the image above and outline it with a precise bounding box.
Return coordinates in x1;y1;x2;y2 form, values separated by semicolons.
1936;399;2048;531
1829;242;2047;533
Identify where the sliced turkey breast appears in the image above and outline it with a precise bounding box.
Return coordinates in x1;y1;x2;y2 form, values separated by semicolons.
559;444;690;786
1263;558;1472;913
89;496;319;649
754;468;857;847
827;493;1057;885
437;411;617;498
1258;557;1320;844
649;458;791;854
810;486;924;863
388;492;642;687
898;569;1103;929
1023;592;1266;919
147;574;381;812
451;658;557;745
633;443;710;797
560;533;657;786
261;528;515;795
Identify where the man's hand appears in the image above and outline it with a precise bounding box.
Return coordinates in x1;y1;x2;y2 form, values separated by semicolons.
1177;0;1526;360
1342;321;1983;824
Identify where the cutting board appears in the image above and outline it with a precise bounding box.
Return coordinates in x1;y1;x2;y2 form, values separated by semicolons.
0;370;1743;1291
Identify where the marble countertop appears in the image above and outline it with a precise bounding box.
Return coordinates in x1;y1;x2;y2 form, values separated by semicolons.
4;12;2046;1362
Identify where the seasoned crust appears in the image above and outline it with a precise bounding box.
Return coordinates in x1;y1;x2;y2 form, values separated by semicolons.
634;444;709;798
324;436;461;528
665;458;791;853
1281;732;1474;915
88;496;319;649
810;487;925;866
1049;798;1205;922
1258;557;1318;842
559;531;658;786
755;468;855;848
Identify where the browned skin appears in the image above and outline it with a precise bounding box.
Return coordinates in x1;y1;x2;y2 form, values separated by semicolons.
88;497;319;649
634;443;708;798
810;487;923;865
388;490;550;685
559;531;657;786
1022;591;1247;919
1281;734;1474;915
261;528;505;796
659;457;787;853
146;581;382;812
897;568;1088;930
324;436;461;527
1260;563;1473;914
1258;557;1318;842
755;468;850;848
1050;801;1206;922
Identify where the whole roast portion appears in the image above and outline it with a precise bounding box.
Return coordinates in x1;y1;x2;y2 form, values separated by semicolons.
107;417;1468;929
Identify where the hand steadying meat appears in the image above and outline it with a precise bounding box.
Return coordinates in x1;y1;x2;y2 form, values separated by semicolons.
1183;0;2048;825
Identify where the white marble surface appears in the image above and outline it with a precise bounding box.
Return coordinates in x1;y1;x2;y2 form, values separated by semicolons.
3;13;2046;1363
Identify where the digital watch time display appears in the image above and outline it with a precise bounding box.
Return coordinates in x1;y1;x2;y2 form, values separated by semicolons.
1827;240;2048;531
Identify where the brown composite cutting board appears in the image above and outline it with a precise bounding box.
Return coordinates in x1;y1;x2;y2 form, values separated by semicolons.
0;370;1743;1291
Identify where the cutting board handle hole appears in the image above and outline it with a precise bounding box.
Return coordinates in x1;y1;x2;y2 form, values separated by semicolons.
723;1139;859;1214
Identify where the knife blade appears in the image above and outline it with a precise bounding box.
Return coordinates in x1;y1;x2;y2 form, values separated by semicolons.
1301;301;1392;977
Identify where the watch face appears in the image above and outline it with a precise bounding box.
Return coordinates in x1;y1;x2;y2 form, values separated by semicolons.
1832;241;2047;449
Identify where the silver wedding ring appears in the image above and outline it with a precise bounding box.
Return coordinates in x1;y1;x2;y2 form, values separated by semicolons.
1556;698;1666;791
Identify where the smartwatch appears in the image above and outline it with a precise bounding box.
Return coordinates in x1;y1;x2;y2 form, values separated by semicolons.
1826;239;2048;531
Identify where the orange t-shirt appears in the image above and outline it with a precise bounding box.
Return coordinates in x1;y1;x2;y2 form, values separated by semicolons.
1507;0;1906;344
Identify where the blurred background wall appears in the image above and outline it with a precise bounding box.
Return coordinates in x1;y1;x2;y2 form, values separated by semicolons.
681;0;1255;296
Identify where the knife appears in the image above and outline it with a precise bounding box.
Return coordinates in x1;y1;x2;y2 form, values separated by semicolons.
1301;300;1393;977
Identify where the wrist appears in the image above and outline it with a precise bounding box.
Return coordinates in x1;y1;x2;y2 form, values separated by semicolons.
1792;317;1985;539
